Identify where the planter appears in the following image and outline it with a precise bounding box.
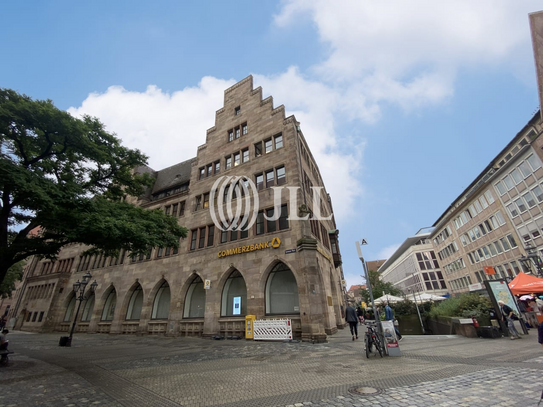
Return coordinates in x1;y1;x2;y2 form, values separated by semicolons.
396;314;424;335
425;316;453;335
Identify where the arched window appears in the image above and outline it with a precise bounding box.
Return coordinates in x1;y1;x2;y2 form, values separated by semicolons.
221;270;247;316
63;294;76;322
126;285;143;320
152;281;170;320
183;276;205;318
101;289;117;321
265;262;299;315
81;293;95;322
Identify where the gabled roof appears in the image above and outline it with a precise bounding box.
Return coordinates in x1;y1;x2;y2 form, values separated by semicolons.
348;284;365;292
151;158;196;195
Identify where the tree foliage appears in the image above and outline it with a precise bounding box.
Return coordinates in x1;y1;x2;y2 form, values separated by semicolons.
0;88;188;286
0;261;24;298
360;269;403;304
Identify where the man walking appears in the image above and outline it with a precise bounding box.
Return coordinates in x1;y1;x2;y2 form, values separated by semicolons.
498;300;521;339
384;302;403;341
345;302;358;341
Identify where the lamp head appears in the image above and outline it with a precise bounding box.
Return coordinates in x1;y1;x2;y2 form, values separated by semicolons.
73;280;81;293
82;272;92;284
90;280;98;293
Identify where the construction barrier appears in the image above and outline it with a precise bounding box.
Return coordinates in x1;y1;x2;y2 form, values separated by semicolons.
253;319;292;341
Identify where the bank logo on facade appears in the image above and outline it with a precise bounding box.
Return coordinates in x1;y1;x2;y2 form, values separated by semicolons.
271;237;281;248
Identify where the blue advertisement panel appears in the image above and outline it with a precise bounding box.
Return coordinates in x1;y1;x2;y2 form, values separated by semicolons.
233;296;242;315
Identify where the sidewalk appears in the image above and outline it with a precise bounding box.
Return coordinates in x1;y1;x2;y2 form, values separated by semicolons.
1;328;542;406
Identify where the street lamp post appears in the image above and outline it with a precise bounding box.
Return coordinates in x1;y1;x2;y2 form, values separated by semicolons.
355;240;382;335
62;272;98;347
408;287;425;335
408;272;426;335
520;244;543;277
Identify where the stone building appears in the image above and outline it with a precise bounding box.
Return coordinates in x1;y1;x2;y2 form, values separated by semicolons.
9;76;346;342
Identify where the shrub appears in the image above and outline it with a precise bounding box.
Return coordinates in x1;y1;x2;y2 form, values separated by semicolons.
428;293;491;319
391;300;416;316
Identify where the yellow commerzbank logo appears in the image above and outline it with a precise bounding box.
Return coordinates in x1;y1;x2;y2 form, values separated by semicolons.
218;237;281;258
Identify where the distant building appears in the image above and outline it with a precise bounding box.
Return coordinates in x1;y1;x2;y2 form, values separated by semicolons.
381;13;543;296
378;230;448;297
366;259;387;273
346;284;366;303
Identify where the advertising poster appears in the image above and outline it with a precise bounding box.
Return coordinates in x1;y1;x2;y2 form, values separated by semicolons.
488;280;520;314
381;320;398;348
233;296;241;315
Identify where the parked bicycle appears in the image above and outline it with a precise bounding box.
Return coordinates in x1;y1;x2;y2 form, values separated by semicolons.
364;321;384;358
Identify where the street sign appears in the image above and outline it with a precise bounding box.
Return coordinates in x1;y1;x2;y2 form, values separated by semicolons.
285;249;296;254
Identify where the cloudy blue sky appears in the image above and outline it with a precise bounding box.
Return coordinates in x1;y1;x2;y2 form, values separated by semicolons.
2;1;542;289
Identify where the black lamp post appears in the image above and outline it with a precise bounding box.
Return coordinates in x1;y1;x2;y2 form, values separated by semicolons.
520;244;543;277
61;272;98;347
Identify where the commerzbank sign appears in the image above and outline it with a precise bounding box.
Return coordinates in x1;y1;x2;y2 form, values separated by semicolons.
218;237;281;258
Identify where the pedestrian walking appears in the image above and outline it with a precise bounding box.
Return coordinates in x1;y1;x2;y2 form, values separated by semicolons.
356;306;364;324
498;300;521;339
384;302;402;341
345;302;358;341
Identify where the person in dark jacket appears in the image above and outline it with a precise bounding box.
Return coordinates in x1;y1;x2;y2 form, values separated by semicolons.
345;302;358;341
498;300;521;339
356;306;364;323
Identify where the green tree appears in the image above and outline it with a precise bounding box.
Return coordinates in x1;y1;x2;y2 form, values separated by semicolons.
0;261;24;298
360;269;403;304
0;88;188;286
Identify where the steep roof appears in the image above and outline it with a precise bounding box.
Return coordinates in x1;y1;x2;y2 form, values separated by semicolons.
151;158;196;195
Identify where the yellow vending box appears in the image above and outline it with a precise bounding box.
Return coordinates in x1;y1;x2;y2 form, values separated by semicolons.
245;315;256;339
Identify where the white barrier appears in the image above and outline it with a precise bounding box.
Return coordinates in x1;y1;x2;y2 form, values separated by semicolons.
253;319;292;340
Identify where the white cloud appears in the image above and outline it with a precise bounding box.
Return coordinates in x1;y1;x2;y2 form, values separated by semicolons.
68;70;363;220
68;77;236;171
275;0;540;109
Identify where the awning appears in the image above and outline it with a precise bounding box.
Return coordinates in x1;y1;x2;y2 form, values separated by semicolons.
508;272;543;295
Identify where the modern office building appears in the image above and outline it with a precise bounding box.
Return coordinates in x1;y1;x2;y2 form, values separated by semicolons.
407;12;543;296
430;113;543;294
378;229;449;298
8;76;345;342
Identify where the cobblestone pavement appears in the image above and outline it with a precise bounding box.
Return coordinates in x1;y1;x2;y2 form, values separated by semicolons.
2;327;543;406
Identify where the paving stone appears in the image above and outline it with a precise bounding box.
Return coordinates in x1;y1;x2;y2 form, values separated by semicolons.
3;329;543;406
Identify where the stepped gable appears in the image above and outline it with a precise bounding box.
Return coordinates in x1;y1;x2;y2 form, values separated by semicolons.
205;75;287;141
151;157;196;194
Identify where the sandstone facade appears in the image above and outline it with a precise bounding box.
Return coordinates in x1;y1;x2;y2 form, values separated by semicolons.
10;76;346;342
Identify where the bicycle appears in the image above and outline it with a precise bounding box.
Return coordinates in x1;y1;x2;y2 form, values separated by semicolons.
364;321;384;358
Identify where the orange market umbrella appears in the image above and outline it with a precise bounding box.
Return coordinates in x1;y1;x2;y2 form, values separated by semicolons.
508;272;543;295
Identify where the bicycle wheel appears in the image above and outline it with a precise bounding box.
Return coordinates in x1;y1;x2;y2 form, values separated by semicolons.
375;337;384;358
364;335;370;359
